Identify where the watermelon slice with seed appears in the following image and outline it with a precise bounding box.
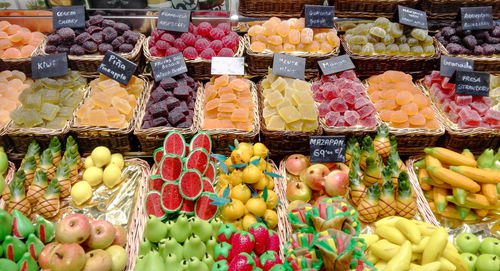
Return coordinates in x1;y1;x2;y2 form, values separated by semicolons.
147;175;164;192
145;191;167;220
160;154;182;182
161;182;183;213
190;132;212;154
202;177;215;193
204;162;216;183
153;147;164;166
195;192;218;221
180;199;195;215
178;169;203;200
185;148;209;175
163;131;187;158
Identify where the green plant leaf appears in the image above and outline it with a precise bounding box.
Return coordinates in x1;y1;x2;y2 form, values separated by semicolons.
230;163;248;168
262;186;268;202
265;171;282;178
211;153;227;161
249;158;260;166
223;185;230;198
219;161;229;175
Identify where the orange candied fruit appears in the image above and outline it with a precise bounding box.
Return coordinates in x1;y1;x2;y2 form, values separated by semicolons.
0;21;44;59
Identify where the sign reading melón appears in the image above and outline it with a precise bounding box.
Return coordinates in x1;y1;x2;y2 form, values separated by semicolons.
272;53;306;80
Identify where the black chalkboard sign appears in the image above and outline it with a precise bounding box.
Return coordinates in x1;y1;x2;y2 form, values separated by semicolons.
31;53;68;79
151;53;188;82
454;70;490;97
211;57;245;75
310;136;346;163
305;5;335;29
97;51;137;85
318;55;355;75
396;5;428;30
272;53;305;80
157;8;191;33
52;5;86;29
440;56;474;78
460;6;494;31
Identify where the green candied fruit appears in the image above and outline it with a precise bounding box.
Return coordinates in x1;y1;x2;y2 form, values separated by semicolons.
410;28;428;41
360;43;374;55
346;29;354;35
388;23;403;38
350;44;362;54
62;95;81;108
374;17;391;30
386;44;399;55
367;35;378;44
422;35;433;46
344;34;353;43
399;44;411;55
352;24;370;35
57;107;74;119
41;78;63;90
423;45;435;55
22;109;43;127
40;103;60;121
73;77;87;90
374;43;386;54
383;34;395;45
68;70;81;79
350;35;368;45
41;89;59;104
33;80;44;91
369;27;386;39
341;22;357;31
25;92;41;109
411;45;424;56
407;37;419;46
18;87;34;105
396;35;407;44
10;107;24;125
45;117;67;129
59;88;73;101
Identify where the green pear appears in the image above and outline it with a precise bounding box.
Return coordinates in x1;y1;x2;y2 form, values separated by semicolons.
205;236;217;257
143;250;165;271
139;237;154;256
165;220;174;238
158;237;183;260
170;215;191;243
135;255;146;271
202;253;214;269
0;258;17;271
144;215;168;243
25;233;45;259
188;257;208;271
17;252;39;271
190;217;212;242
183;234;205;259
180;259;189;270
165;253;181;271
210;218;222;238
0;209;12;243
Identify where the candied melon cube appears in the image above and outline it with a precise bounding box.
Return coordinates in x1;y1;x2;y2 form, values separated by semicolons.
303;120;319;131
278;105;301;123
292;79;311;91
91;91;112;108
265;91;283;107
87;109;106;126
277;98;293;109
57;107;74;119
263;107;277;119
267;115;285;131
292;91;314;105
270;77;287;92
22;109;43;127
97;79;119;90
262;88;274;98
298;104;318;121
104;107;121;122
220;93;237;103
203;118;220;129
40;103;60;121
105;86;128;98
286;120;303;131
229;79;250;92
231;108;250;122
218;103;236;113
10;107;24;125
63;95;82;108
217;112;232;120
111;96;132;115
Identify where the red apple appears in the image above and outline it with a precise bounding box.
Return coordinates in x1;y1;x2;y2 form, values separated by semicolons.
50;243;86;271
111;225;127;247
285;154;308;175
39;242;60;269
87;220;116;249
324;170;349;197
286;181;312;203
323;162;350;175
300;164;330;191
56;214;91;244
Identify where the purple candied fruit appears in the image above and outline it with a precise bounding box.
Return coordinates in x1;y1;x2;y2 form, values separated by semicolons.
187;101;195;110
344;110;360;126
325;111;340;127
56;45;70;54
113;22;130;35
103;27;118;43
482;44;496;55
98;43;113;54
152;117;168;127
177;120;192;128
151;88;169;103
168;107;187;126
173;85;190;99
358;104;376;119
339;70;357;81
329;98;348;113
441;26;456;38
75;32;91;45
86;25;103;34
165;96;180;111
463;35;477;50
123;30;140;45
318;101;330;117
360;115;377;127
102;19;115;28
484;110;500;125
160;78;178;90
88;15;104;26
69;44;85;56
149;103;167;118
455;95;473;106
178;102;189;115
119;43;134;53
45;45;57;54
446;43;463;55
82;41;98;53
458;107;481;126
185;76;195;87
470;102;489;116
340;89;356;105
111;36;125;50
354;96;371;110
57;27;75;42
142;120;152;129
47;34;61;45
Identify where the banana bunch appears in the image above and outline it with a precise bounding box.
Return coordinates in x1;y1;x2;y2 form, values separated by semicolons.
360;216;468;271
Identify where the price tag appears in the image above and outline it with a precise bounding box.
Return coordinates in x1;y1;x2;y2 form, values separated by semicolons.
396;5;428;30
318;55;355;75
460;6;494;30
272;53;305;80
305;5;335;29
151;52;188;82
52;5;86;29
97;51;137;85
454;70;490;97
31;53;68;79
211;57;245;75
310;136;346;163
440;56;474;78
157;8;191;33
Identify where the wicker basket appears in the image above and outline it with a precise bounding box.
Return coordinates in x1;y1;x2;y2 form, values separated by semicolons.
37;34;145;76
133;82;201;154
438;42;500;74
196;80;260;155
420;0;500;20
342;36;441;78
239;0;324;18
1;38;45;76
0;162;18;210
143;36;245;81
333;0;419;18
71;76;151;153
0;125;13;152
245;35;340;77
418;80;500;153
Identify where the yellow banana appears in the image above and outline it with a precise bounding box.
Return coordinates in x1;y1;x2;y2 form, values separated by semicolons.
439;257;457;271
412;236;430;253
375;225;407;245
375;261;387;270
443;243;468;271
375;216;402;228
366;250;378;264
414;221;438;236
410;263;423;271
360;234;379;247
412;253;422;262
396;218;422;244
386;240;412;271
421;261;441;271
370;239;400;261
422;227;448;264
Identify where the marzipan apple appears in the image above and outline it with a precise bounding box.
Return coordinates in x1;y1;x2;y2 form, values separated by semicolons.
106;245;128;271
324;170;348;197
56;214;90;244
285;155;308;175
87;220;116;249
38;242;60;269
286;181;311;203
300;164;329;191
111;225;127;247
50;243;86;271
83;249;112;271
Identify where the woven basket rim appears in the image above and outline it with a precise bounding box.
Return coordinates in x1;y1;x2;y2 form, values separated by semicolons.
437;41;500;63
196;79;260;137
71;75;150;135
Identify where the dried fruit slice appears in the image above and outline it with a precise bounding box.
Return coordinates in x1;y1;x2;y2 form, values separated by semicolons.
145;191;167;220
195;192;218;221
202;177;215;193
189;132;212;154
147;175;164;192
180;199;195;215
184;148;209;175
163;131;186;158
160;154;182;182
178;169;203;200
161;182;183;213
153;147;164;166
204;162;216;183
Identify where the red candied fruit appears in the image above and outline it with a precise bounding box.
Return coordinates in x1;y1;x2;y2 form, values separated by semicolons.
189;23;196;33
160;33;176;43
197;22;213;37
155;40;170;50
183;46;198;59
209;40;223;53
217;23;231;34
180;32;196;46
165;47;180;56
195;38;210;52
210;28;225;40
173;39;187;51
222;34;238;49
150;46;163;57
218;47;234;57
200;48;216;60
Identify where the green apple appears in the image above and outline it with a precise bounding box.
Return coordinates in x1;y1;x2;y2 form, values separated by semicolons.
479;237;500;255
455;233;481;254
462;253;477;271
475;254;499;271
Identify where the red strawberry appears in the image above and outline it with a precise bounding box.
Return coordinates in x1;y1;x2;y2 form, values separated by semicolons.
266;230;280;253
230;231;255;257
217;223;236;243
214;242;232;261
252;252;262;269
212;260;230;271
259;251;282;271
228;252;255;271
248;223;269;255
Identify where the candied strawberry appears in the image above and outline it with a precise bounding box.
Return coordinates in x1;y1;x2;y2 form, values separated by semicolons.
222;34;238;49
210;28;225;40
200;48;216;60
195;38;210;52
198;22;213;37
166;47;180;56
210;40;223;53
160;33;175;43
156;40;170;50
218;47;234;56
217;22;231;34
173;39;187;51
183;46;198;59
150;46;164;57
181;32;196;46
189;23;196;33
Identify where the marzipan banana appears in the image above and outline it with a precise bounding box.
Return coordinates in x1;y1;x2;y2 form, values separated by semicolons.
375;225;406;245
422;227;448;264
397;218;422;244
386;240;412;271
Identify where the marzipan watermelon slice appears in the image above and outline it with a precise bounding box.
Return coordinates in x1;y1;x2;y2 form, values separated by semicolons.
179;199;195;215
178;169;203;200
184;148;209;175
195;192;218;221
145;191;167;220
153;147;164;166
163;131;187;158
204;162;216;183
161;182;183;213
189;132;212;154
202;177;215;193
160;154;182;182
147;175;164;192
